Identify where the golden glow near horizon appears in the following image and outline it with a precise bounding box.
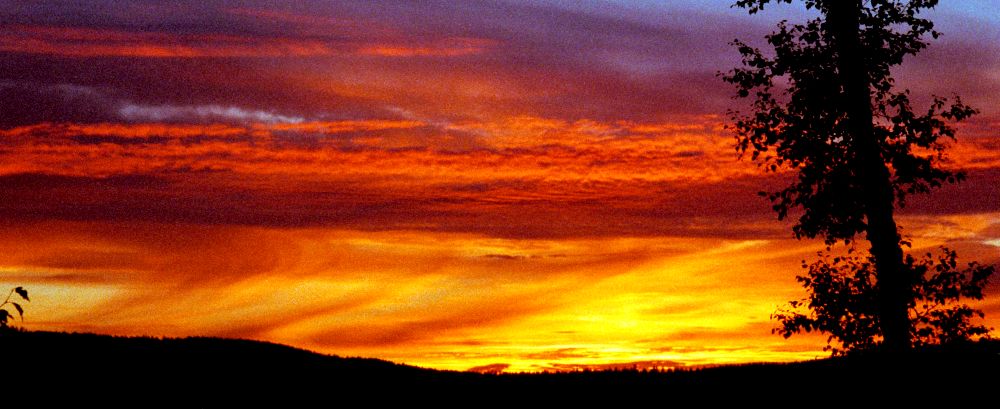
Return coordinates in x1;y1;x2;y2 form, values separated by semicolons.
2;217;998;372
1;1;999;372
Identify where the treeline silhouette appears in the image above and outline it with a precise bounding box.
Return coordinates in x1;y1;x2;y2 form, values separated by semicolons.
2;330;996;405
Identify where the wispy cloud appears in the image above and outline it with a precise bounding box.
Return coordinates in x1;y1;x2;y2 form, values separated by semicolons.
118;104;305;124
0;24;495;59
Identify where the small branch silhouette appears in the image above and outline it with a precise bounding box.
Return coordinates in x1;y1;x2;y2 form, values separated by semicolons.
0;287;29;330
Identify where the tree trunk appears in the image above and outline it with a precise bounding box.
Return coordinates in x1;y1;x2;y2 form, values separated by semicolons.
826;1;911;352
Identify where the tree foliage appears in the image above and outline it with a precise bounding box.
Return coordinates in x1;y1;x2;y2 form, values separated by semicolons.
722;0;993;352
772;248;993;355
723;0;976;244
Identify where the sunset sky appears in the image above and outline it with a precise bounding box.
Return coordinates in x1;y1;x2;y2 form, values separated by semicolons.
1;0;998;372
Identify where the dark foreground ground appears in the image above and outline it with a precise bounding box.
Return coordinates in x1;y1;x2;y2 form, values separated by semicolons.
2;330;997;405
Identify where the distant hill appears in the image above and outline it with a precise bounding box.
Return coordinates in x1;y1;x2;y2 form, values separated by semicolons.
2;330;997;404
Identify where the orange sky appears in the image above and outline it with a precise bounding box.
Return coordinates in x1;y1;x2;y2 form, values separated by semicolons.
1;0;998;372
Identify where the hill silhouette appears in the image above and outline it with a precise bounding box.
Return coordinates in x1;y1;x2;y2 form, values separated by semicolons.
3;330;997;404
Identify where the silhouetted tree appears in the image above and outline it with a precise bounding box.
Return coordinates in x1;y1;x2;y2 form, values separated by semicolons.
722;0;986;352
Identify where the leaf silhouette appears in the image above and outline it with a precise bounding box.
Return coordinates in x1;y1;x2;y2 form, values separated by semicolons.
12;303;23;320
14;287;28;302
